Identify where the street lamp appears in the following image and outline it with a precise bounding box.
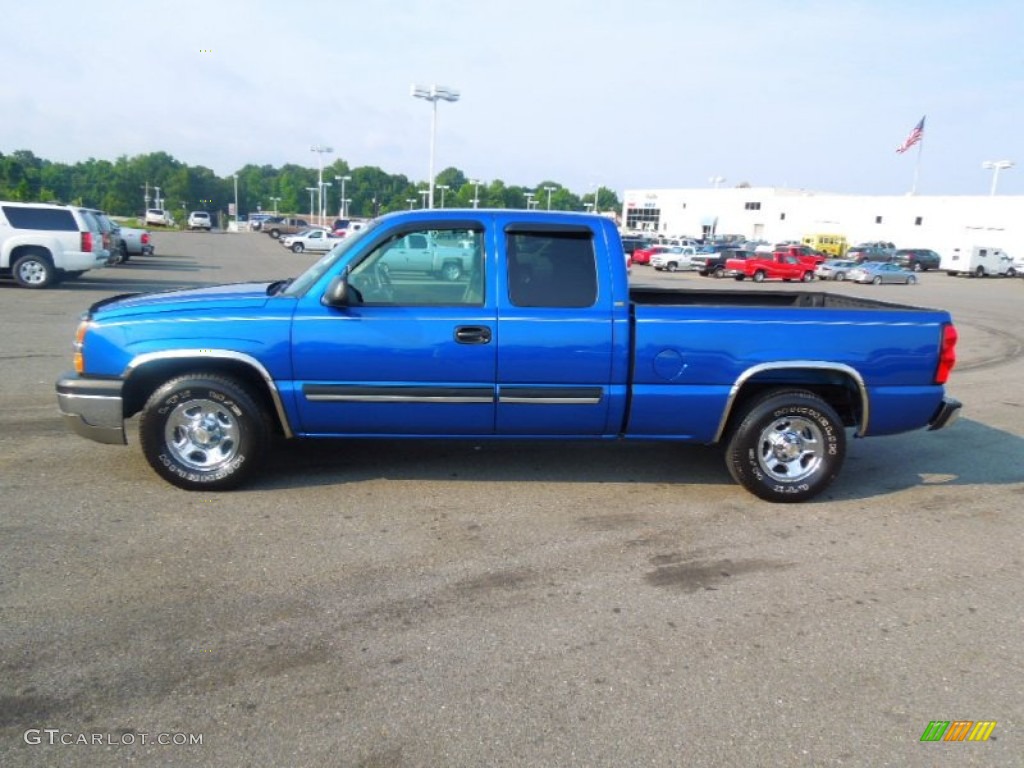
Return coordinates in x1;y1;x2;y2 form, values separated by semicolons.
335;175;351;217
591;184;602;214
544;185;557;210
584;202;594;213
524;191;535;210
436;184;450;208
406;198;417;210
470;179;482;208
270;196;281;215
310;144;333;224
305;186;318;220
982;160;1014;196
709;176;726;189
232;176;238;226
410;84;460;208
419;189;430;208
154;185;162;210
320;181;332;223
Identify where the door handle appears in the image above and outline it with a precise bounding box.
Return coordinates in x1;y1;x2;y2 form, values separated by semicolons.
454;325;492;344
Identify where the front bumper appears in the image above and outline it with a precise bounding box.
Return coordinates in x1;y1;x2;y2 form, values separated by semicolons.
55;373;126;445
927;396;962;431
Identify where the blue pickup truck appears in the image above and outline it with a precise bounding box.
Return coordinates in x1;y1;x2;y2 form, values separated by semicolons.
56;210;961;502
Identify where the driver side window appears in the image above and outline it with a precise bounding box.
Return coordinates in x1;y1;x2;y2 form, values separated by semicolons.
349;227;485;305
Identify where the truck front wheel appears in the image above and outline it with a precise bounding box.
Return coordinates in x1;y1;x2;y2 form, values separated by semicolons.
13;250;58;288
139;374;272;491
724;389;846;503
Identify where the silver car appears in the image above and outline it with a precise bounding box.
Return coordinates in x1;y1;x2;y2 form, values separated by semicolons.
815;259;858;281
847;262;917;285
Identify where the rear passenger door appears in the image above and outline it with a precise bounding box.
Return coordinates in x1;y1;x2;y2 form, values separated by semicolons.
494;225;617;435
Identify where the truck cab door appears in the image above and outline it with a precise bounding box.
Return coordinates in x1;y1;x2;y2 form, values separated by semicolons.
290;224;496;435
494;225;619;435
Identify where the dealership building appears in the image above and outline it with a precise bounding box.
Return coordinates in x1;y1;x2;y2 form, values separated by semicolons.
620;187;1023;254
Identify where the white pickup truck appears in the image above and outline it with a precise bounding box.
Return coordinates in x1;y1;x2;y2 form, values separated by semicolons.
378;231;477;280
144;208;175;227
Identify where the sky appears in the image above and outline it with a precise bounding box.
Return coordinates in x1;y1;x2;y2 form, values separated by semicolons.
2;0;1023;198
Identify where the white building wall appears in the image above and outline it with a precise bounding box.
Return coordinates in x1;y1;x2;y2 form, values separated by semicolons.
621;187;1024;255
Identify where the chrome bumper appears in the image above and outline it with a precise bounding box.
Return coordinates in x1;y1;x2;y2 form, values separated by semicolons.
927;397;962;431
55;373;126;445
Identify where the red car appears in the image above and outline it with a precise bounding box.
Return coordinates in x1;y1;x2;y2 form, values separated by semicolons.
726;252;816;282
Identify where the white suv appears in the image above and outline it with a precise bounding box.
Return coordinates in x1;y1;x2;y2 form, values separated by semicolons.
145;208;175;227
1;202;108;287
187;211;212;231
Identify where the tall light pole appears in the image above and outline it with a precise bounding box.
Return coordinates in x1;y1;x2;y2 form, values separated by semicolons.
592;184;600;214
335;174;351;217
436;184;449;208
419;189;430;209
320;181;332;222
410;84;460;208
524;191;535;210
154;185;162;209
470;179;482;208
982;160;1014;196
544;185;557;210
232;176;238;226
304;187;317;220
406;198;417;210
270;196;281;215
310;144;333;224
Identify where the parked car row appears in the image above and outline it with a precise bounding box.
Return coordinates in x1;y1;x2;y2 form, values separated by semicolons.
1;200;156;288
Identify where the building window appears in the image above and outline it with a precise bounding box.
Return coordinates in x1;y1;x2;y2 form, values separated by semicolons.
914;216;923;226
744;202;762;211
875;215;883;224
625;206;661;231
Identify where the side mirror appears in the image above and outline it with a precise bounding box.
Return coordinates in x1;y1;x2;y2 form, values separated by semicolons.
321;276;354;307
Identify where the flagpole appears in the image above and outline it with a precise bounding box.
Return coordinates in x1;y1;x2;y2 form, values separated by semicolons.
910;136;924;195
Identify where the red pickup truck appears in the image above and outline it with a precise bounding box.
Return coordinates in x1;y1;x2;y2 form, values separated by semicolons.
726;252;818;282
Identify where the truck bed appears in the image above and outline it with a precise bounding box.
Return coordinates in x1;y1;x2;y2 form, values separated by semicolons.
629;286;923;311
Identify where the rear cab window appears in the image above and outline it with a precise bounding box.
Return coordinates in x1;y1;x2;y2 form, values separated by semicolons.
2;205;77;231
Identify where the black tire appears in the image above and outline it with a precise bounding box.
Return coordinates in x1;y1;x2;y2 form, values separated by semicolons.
801;271;814;282
834;271;845;281
872;276;882;285
292;243;304;253
906;275;917;285
269;229;281;239
975;266;985;277
753;270;766;283
724;389;846;503
666;261;679;273
12;250;57;288
138;374;271;491
713;267;725;279
441;261;462;281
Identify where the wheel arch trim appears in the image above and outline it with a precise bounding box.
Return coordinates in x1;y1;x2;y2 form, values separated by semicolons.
125;349;294;438
713;361;869;442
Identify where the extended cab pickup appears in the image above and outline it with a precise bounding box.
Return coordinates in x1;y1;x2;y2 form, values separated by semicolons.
264;217;309;239
55;210;961;502
380;231;476;280
727;252;818;283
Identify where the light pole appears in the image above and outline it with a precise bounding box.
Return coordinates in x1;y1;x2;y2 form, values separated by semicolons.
406;198;417;210
232;176;238;226
544;185;557;210
982;160;1014;196
304;187;317;220
310;144;333;224
410;84;460;208
270;196;281;215
419;189;430;208
470;179;482;208
584;202;594;213
141;183;150;212
335;175;351;217
524;191;535;210
709;176;726;189
591;184;601;215
320;181;332;222
154;185;162;210
436;184;449;208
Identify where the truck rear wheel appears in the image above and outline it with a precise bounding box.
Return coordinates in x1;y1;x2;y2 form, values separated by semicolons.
441;261;462;281
753;270;766;283
724;389;846;503
139;374;271;491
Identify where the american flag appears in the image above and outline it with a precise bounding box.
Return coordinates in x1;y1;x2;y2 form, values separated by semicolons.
896;116;925;154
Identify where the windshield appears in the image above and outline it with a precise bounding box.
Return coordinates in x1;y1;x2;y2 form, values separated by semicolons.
280;220;378;296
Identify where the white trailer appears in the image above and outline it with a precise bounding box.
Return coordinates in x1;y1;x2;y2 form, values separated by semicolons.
940;245;1015;277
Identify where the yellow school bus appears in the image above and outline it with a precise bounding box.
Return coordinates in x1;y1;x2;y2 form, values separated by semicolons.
802;233;848;257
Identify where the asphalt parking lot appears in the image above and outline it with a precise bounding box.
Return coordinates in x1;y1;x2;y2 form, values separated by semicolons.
1;231;1021;767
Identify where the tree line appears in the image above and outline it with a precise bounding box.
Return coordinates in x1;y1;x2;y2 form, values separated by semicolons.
0;149;620;220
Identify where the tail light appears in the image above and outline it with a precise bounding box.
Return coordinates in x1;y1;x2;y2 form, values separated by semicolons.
141;233;150;245
81;231;93;252
934;323;958;384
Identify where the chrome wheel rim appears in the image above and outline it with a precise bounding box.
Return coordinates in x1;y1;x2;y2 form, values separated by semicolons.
756;415;824;483
164;398;240;471
18;260;47;284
